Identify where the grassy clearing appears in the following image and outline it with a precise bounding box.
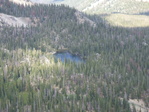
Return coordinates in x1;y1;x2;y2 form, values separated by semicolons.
105;14;149;28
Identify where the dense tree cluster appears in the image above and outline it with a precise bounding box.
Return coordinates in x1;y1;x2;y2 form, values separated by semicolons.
0;0;148;112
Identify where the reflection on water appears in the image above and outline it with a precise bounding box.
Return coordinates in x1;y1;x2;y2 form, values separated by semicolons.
54;52;84;63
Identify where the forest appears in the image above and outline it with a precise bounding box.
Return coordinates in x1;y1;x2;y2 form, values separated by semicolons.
0;0;149;112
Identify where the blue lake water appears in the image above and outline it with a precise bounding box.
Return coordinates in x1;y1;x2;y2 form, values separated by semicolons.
54;52;84;63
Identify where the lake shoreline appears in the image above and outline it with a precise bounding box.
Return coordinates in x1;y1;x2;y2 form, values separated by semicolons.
55;50;86;60
54;51;85;63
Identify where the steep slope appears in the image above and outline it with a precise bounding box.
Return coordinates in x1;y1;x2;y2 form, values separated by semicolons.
81;0;149;14
29;0;149;28
30;0;149;14
1;0;96;28
10;0;149;28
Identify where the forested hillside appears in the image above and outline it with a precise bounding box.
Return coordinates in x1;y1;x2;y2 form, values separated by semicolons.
31;0;149;14
28;0;149;28
0;0;149;112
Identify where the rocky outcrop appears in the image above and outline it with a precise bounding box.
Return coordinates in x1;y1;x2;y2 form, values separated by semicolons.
0;13;32;27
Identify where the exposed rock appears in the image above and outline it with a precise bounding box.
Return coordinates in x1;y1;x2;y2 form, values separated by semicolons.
39;56;50;65
128;99;149;112
9;0;33;5
75;11;96;27
0;13;32;27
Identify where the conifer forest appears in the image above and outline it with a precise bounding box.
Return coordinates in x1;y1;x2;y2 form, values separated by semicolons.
0;0;148;112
